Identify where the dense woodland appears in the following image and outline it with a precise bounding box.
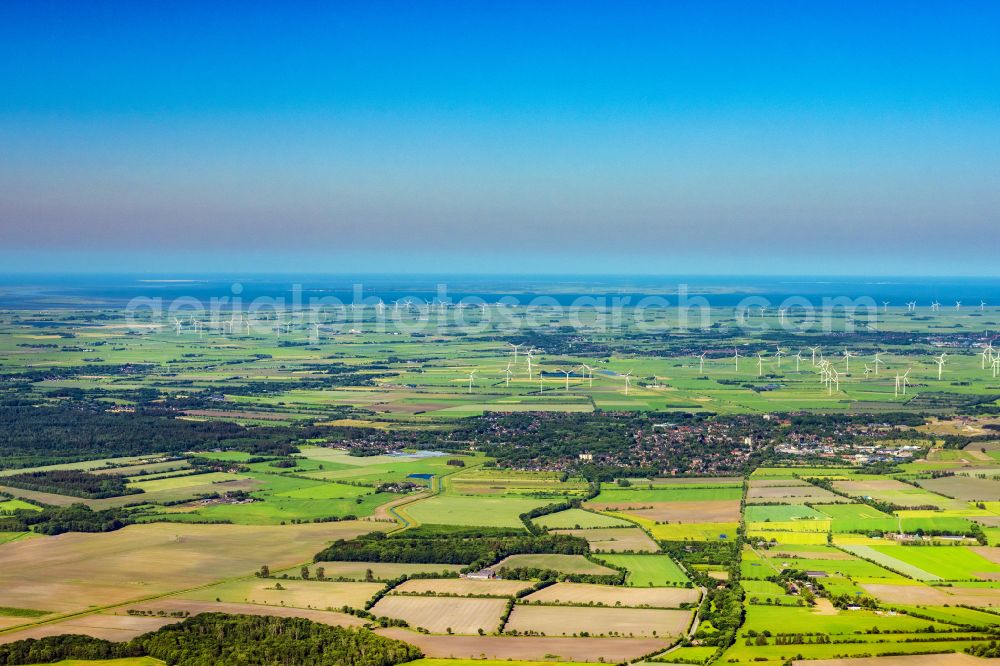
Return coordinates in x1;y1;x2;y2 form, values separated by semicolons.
0;401;308;468
315;530;589;569
0;503;129;535
1;469;137;499
0;613;423;666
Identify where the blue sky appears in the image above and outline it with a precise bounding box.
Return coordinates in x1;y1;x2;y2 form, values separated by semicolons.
1;1;998;275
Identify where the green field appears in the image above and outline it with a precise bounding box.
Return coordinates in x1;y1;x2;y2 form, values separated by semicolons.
721;636;992;663
867;544;1000;580
738;604;952;635
744;504;828;522
742;547;910;583
404;494;549;528
645;520;741;541
595;554;690;586
812;503;893;520
891;605;1000;628
128;471;250;492
658;646;718;664
0;499;42;514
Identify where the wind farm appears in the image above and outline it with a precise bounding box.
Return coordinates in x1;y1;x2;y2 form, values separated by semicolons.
5;294;1000;424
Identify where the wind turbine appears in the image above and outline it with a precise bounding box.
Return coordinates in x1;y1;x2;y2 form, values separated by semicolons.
794;350;803;372
759;306;767;319
778;308;787;325
955;301;962;311
983;342;995;370
697;352;707;374
507;342;524;364
467;370;476;394
558;368;572;391
579;363;595;387
931;301;941;312
623;370;633;396
863;364;873;377
901;369;911;395
992;356;1000;379
504;362;513;387
873;352;884;375
817;360;832;394
733;347;742;372
882;301;890;313
808;346;820;366
934;353;947;380
774;348;785;370
842;350;856;373
173;317;183;335
756;352;765;378
981;300;987;311
907;301;917;312
525;350;535;380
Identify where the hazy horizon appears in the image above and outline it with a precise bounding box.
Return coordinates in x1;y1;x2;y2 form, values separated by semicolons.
2;1;998;275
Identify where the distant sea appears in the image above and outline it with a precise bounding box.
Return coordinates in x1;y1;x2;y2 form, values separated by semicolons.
1;274;999;309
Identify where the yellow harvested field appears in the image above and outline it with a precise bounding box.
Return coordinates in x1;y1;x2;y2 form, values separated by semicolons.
586;501;740;524
970;546;1000;565
0;484;79;506
648;476;743;485
552;527;659;553
179;578;384;610
393;578;533;596
745;486;843;503
376;628;671;662
749;479;812;487
371;595;508;634
0;618;33;631
504;605;691;638
0;521;386;614
311;561;463;580
121;598;367;627
0;614;177;645
861;583;1000;606
522;582;699;608
495;554;617;576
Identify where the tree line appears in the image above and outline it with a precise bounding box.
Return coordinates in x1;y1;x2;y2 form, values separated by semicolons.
0;612;423;666
0;401;311;469
315;530;589;570
1;469;138;499
0;503;129;535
